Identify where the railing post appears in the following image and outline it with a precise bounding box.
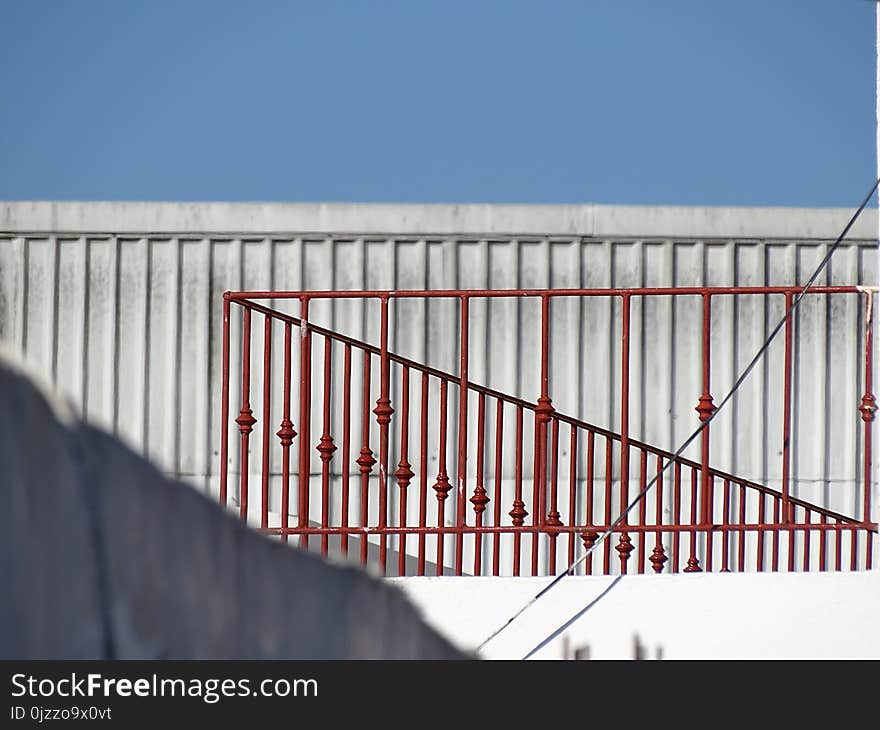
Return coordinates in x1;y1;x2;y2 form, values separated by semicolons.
535;293;555;513
219;293;231;506
373;295;394;574
695;292;716;527
860;291;876;569
618;293;632;573
692;292;715;573
781;290;794;524
534;294;555;575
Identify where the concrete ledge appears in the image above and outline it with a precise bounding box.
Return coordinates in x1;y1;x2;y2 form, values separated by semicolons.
1;201;877;240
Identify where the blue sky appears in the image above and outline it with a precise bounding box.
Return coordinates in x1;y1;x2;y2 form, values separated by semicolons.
0;0;875;206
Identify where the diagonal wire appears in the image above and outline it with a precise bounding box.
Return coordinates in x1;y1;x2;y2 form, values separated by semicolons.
476;176;880;655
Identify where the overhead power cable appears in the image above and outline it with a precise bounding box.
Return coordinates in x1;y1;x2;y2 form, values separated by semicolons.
476;175;880;656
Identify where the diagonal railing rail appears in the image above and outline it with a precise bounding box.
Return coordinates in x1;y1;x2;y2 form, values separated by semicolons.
218;287;878;577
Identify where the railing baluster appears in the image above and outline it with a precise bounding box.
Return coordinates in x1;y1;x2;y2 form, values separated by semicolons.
341;343;352;556
757;491;766;572
297;297;312;549
567;426;578;574
357;351;375;566
850;526;858;571
835;519;842;571
737;482;746;571
433;379;451;575
511;405;526;577
637;449;647;574
584;431;595;576
720;478;730;571
684;467;701;572
772;496;780;572
260;315;272;529
395;365;414;578
418;372;429;576
471;391;488;577
650;456;667;573
317;335;336;559
705;474;714;572
672;461;681;573
455;297;470;577
236;306;257;521
276;322;296;544
373;296;394;575
492;398;503;577
802;507;811;572
547;417;562;575
603;436;613;574
530;422;540;577
819;513;828;572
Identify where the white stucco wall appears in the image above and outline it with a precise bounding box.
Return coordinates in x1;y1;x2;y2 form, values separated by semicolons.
391;571;880;659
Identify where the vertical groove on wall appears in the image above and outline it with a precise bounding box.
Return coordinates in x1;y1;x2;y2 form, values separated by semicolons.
82;238;92;422
20;238;30;356
142;239;152;458
50;236;60;385
111;237;121;437
173;238;183;478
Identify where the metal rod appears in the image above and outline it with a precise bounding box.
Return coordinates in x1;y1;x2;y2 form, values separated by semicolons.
493;398;504;577
418;371;429;576
318;335;335;557
278;322;294;544
297;297;311;549
260;314;272;529
341;343;352;556
375;296;393;575
473;390;487;576
455;296;470;576
238;306;255;521
397;365;413;577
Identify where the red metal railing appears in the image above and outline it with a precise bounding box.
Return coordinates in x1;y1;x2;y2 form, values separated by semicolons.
218;287;878;576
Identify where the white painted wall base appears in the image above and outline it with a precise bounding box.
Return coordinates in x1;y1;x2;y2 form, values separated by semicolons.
390;571;880;659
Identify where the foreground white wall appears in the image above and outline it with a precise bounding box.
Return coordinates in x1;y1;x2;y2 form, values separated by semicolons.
391;571;880;659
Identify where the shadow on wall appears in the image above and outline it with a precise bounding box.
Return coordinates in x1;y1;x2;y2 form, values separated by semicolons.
0;353;466;659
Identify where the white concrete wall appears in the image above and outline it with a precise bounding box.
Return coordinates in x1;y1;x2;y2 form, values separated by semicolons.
0;202;875;523
391;571;880;659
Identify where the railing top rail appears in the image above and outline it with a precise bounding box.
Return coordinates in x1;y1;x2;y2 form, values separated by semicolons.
230;296;868;528
225;285;868;301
